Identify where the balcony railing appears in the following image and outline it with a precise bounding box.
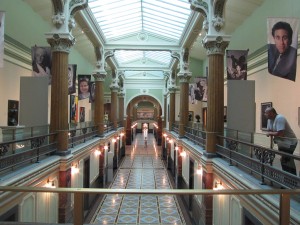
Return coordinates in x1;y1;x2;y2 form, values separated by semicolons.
68;123;98;148
184;125;206;147
0;186;297;225
0;132;57;175
217;135;300;189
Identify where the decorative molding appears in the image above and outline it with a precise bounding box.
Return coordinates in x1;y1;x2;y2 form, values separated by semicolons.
202;35;229;55
189;0;208;17
46;33;75;53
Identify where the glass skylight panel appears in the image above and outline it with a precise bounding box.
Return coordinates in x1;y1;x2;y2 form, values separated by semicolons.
115;50;171;65
115;51;143;64
146;51;170;64
88;0;191;41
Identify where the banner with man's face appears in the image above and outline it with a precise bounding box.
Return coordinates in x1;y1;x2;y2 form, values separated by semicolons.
267;17;299;81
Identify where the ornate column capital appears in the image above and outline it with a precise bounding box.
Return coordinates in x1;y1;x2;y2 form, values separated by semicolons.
189;0;227;34
202;35;230;56
118;87;125;98
177;48;192;82
46;33;75;53
110;77;119;92
168;75;177;92
46;0;88;52
93;73;107;82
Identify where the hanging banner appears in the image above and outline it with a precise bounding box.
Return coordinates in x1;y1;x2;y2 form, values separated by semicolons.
0;11;5;68
267;17;299;81
78;74;91;100
31;46;52;84
226;50;248;80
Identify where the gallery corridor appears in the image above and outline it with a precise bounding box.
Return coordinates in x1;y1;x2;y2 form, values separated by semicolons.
91;133;187;224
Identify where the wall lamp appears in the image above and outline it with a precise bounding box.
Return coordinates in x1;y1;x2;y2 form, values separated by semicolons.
95;149;101;156
214;181;223;190
196;166;202;175
44;179;56;188
71;164;79;174
180;151;186;157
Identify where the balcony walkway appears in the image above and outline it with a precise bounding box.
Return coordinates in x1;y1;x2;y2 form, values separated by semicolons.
91;133;187;224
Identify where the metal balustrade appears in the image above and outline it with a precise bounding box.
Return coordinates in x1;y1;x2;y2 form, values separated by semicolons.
216;135;300;189
0;133;57;174
0;186;297;225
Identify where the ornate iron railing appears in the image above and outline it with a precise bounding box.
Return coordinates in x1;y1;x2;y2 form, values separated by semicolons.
216;135;300;189
172;122;179;133
68;125;98;148
0;186;297;225
184;126;206;147
0;133;57;173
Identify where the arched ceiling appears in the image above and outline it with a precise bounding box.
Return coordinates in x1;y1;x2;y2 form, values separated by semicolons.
24;0;265;80
127;95;162;117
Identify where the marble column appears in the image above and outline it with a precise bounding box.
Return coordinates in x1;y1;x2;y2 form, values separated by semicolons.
110;76;119;130
203;37;229;154
93;74;106;137
178;49;192;137
118;88;125;127
189;2;230;225
46;1;88;223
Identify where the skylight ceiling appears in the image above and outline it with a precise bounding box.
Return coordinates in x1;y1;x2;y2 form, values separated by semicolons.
115;50;171;65
88;0;191;41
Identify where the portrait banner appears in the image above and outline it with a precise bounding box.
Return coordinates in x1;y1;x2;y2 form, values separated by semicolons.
31;46;52;85
194;77;208;102
78;74;91;100
89;81;95;103
226;50;248;80
70;95;78;123
68;64;77;95
267;17;299;81
189;83;197;104
0;11;5;68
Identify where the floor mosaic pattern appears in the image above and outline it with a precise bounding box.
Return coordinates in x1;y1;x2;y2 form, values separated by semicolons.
92;134;186;225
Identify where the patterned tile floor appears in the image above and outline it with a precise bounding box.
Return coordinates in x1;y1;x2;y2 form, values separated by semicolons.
92;134;186;225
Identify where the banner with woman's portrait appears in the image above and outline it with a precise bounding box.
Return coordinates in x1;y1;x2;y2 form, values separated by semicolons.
78;75;91;100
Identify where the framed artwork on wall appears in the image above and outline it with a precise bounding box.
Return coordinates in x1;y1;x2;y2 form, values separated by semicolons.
70;95;78;124
188;111;194;122
7;100;19;126
261;102;272;131
79;107;85;122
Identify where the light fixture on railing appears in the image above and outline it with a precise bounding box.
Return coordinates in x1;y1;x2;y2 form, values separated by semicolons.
163;133;167;137
214;181;223;190
44;179;56;188
169;139;173;143
175;146;179;151
180;151;186;157
196;166;202;175
104;145;108;150
112;138;116;143
120;133;124;137
71;164;79;174
95;149;101;156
